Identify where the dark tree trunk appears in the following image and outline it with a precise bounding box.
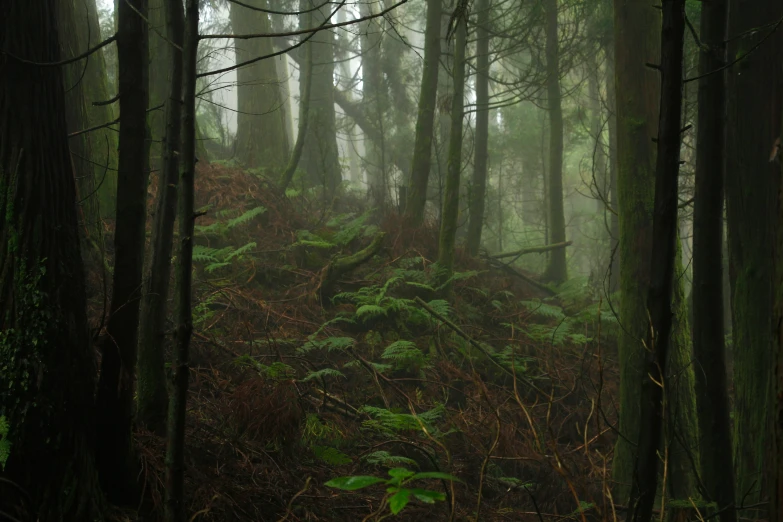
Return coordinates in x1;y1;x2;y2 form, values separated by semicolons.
95;0;150;503
692;0;736;518
0;0;101;519
628;0;685;518
165;0;198;519
436;16;467;279
542;0;567;283
405;0;443;225
136;0;185;434
466;0;490;255
725;0;783;505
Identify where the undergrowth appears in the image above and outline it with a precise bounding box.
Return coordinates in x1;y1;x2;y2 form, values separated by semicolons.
109;163;622;522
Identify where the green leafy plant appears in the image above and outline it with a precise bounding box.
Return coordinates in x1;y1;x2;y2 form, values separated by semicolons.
0;415;11;470
326;467;461;517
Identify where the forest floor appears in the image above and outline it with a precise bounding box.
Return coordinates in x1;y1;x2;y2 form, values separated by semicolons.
91;163;621;522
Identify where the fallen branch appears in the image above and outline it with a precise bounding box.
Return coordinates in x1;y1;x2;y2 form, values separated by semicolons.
413;296;548;399
487;259;556;297
317;232;386;300
491;241;572;259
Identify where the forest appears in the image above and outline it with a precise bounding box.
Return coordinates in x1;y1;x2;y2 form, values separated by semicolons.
1;0;782;520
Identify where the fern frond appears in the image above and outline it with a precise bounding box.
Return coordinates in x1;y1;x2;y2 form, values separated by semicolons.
227;206;266;228
301;368;346;382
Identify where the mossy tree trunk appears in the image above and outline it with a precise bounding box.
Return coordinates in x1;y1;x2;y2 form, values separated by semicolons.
230;0;290;172
94;0;150;504
436;15;467;279
725;0;783;506
300;4;341;192
691;0;736;517
0;0;102;518
466;0;490;256
542;0;567;283
136;0;185;434
404;0;442;225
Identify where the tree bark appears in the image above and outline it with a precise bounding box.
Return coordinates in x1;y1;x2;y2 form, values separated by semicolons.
360;0;388;209
164;0;198;519
0;0;101;518
436;16;467;280
405;0;443;225
542;0;567;283
610;0;661;501
59;0;119;229
605;41;620;295
279;9;313;192
300;4;341;191
628;0;685;518
230;0;290;171
725;0;783;505
136;0;185;434
691;0;736;518
466;0;490;255
95;0;149;504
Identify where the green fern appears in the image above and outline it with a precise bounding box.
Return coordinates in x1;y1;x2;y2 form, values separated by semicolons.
313;445;352;465
0;415;10;470
298;336;356;355
301;368;346;382
361;405;445;436
363;450;419;468
519;299;566;320
227;206;266;228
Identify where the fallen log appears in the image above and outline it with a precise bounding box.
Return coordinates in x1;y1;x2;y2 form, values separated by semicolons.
490;240;573;260
317;232;386;301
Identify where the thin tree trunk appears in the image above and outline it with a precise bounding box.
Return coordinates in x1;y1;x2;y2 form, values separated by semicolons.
692;0;736;517
164;0;197;518
466;0;490;255
726;0;783;505
136;0;185;434
0;0;101;518
95;0;149;504
772;99;783;522
436;15;467;279
405;0;443;225
606;41;620;295
629;0;685;518
543;0;567;283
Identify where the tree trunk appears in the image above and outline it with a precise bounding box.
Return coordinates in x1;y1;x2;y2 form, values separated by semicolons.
405;0;442;225
610;0;661;502
725;0;783;506
149;0;169;172
542;0;567;283
628;0;685;518
466;0;490;255
136;0;185;434
692;0;736;517
95;0;150;504
436;16;467;279
0;1;102;519
360;0;388;209
164;0;198;519
301;4;341;191
772;90;783;522
279;9;313;192
230;0;290;171
59;0;119;229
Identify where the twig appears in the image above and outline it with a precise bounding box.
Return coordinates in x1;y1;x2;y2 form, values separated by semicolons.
490;241;573;259
276;476;312;522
